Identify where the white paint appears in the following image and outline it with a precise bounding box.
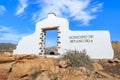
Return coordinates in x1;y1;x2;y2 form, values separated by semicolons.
13;13;114;59
59;31;113;58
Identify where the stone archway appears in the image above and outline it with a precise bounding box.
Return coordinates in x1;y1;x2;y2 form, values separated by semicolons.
39;26;61;55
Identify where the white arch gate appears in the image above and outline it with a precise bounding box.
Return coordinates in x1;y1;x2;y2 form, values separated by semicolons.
13;13;114;59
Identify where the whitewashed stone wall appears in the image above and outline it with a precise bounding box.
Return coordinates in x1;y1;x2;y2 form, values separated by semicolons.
13;13;114;59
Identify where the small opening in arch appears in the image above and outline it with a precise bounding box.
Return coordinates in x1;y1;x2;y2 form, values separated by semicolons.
50;51;55;55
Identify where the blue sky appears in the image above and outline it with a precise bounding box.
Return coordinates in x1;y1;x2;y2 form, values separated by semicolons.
0;0;120;47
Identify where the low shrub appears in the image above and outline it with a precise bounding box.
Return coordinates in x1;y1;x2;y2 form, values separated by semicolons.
58;50;93;69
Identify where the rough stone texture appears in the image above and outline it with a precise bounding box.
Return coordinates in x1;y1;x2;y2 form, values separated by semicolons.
114;58;120;63
13;54;39;60
7;59;41;80
108;59;115;63
99;59;109;63
0;54;120;80
59;60;69;68
79;67;87;73
112;41;120;59
35;72;51;80
92;63;104;71
7;56;57;80
0;57;15;62
0;52;12;57
59;74;86;80
0;62;13;80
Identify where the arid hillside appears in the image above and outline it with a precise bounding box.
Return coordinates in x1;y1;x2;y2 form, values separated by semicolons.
0;43;16;53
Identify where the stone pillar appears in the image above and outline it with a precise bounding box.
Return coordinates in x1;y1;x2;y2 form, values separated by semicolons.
39;30;45;55
57;27;61;55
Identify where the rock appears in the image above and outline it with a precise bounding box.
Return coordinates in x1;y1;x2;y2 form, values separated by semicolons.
38;57;57;72
7;57;57;80
111;63;116;66
108;59;114;63
35;72;50;80
13;54;38;60
0;62;13;80
59;67;87;76
0;52;12;57
93;59;100;63
0;54;119;80
96;78;120;80
95;71;113;78
59;59;70;68
92;63;103;71
59;74;86;80
79;67;87;73
87;71;113;80
0;56;15;62
0;69;9;80
51;66;60;74
7;59;42;80
114;58;120;63
20;70;44;80
99;59;108;63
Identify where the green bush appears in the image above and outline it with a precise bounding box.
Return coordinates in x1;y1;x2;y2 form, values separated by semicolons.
53;75;58;80
59;50;93;69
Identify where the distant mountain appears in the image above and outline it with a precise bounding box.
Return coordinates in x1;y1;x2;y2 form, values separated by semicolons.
0;43;17;53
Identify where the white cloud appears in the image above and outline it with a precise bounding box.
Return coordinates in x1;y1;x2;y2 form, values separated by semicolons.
0;5;6;15
32;0;103;25
90;3;103;13
0;26;9;32
16;0;28;15
0;26;28;43
0;33;24;43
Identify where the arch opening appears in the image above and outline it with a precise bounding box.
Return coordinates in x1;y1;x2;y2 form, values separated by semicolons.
39;26;60;55
50;51;55;55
